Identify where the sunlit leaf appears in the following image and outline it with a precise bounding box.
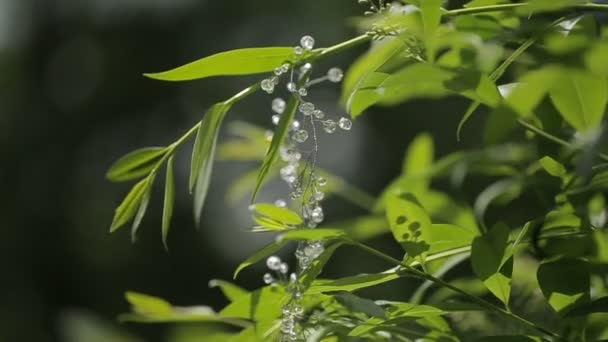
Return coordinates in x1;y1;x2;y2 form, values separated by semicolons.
253;203;303;226
308;272;400;294
278;229;347;242
110;177;154;233
106;147;166;182
386;194;432;260
208;279;248;302
144;47;294;81
539;156;567;178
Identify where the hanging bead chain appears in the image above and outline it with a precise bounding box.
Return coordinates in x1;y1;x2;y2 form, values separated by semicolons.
256;35;352;341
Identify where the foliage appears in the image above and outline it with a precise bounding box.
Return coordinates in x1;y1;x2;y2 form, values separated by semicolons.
107;0;608;341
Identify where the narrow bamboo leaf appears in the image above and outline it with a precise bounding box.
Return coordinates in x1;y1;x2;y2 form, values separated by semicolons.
110;177;153;233
308;272;400;294
131;173;156;242
537;258;590;315
253;203;303;225
144;47;294;81
278;229;347;242
253;216;289;231
386;194;431;260
299;242;345;288
191;104;231;225
233;240;288;279
539;156;567;177
549;69;608;132
106;147;166;182
208;279;248;302
380;301;445;319
251;94;299;202
125;292;173;315
162;156;175;250
334;292;386;318
471;223;513;306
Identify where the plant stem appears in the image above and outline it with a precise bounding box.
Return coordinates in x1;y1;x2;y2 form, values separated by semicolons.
445;3;608;17
314;34;373;61
349;240;564;341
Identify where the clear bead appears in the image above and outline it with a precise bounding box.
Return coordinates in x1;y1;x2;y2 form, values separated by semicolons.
311;206;324;223
265;130;274;141
282;305;292;315
272;98;286;114
327;67;344;83
293;129;309;143
300;35;315;50
298;88;308;97
322;120;337;133
293;305;304;316
279;262;289;274
261;79;275;93
274;67;283;76
300;63;312;73
313;110;325;119
266;256;282;271
290;273;298;282
314;190;325;201
298;102;315;116
272;114;280;125
281;63;290;73
294;291;303;299
294;46;304;55
317;177;327;187
275;199;287;208
338;117;352;130
291;120;301;130
287;82;297;92
263;273;274;284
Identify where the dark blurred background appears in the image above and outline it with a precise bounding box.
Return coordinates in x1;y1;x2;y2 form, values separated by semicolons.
0;0;478;341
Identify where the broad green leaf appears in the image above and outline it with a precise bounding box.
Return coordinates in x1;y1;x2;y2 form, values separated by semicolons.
334;292;386;318
410;0;444;62
539;156;567;177
278;229;347;242
251;94;299;202
549;70;608;132
496;67;560;118
308;272;400;294
208;279;248;302
131;173;155;242
220;286;287;320
106;147;166;182
126;292;172;315
162;157;175;250
428;224;478;254
233;240;288;279
144;47;294;81
471;223;513;306
386;194;432;259
110;177;153;233
402;133;434;178
253;203;303;226
537;258;590;314
191;104;231;225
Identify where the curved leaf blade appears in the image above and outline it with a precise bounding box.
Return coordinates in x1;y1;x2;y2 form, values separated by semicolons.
131;174;156;242
106;147;166;182
233;241;288;279
162;156;175;250
110;177;153;233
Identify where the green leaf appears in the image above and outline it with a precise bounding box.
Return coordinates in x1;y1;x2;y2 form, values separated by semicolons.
106;147;166;182
402;133;434;178
474;336;541;342
219;286;288;320
471;223;513;306
308;272;400;294
126;292;172;315
144;47;294;81
386;194;432;260
251;94;299;202
334;292;386;318
549;69;608;132
278;229;347;242
131;173;155;242
495;67;560;118
233;240;288;279
519;0;586;14
565;296;608;317
253;203;303;226
410;0;444;62
252;216;289;231
191;104;231;225
537;258;590;315
208;279;248;302
428;224;478;255
111;177;154;233
162;156;175;250
380;301;445;319
299;242;345;288
539;156;567;177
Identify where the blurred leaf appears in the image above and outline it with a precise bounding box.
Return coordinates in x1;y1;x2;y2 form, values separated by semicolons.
403;133;434;179
386;194;431;260
168;325;234;342
334;292;386;318
110;177;154;233
60;310;142;342
252;216;290;231
428;224;478;254
208;279;248;302
144;47;294;81
519;0;586;14
473;336;541;342
471;223;513;306
125;292;172;315
251;94;299;202
162;157;175;250
106;147;166;182
464;0;509;7
131;173;155;242
537;258;590;315
474;178;522;228
278;229;347;242
539;156;567;178
191;104;231;225
233;240;288;279
495;67;560;118
308;272;400;294
300;242;345;288
409;0;444;62
219;286;287;320
253;203;303;226
381;301;445;319
585;42;608;75
549;70;608;132
565;296;608;317
338;216;389;241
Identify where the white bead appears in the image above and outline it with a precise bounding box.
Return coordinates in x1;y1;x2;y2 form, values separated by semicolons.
317;176;327;187
293;129;309;143
287;82;297;92
327;67;344;83
322;120;337;133
263;273;274;284
338;117;352;130
275;199;287;208
294;46;304;55
248;204;256;212
281;63;290;73
300;63;312;73
272;114;280;125
298;102;315;116
279;262;289;274
298;88;308;97
290;273;298;282
266;255;282;271
313;110;325;119
261;79;274;93
314;191;325;201
272;98;286;114
311;206;324;223
291;120;301;130
300;35;315;50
